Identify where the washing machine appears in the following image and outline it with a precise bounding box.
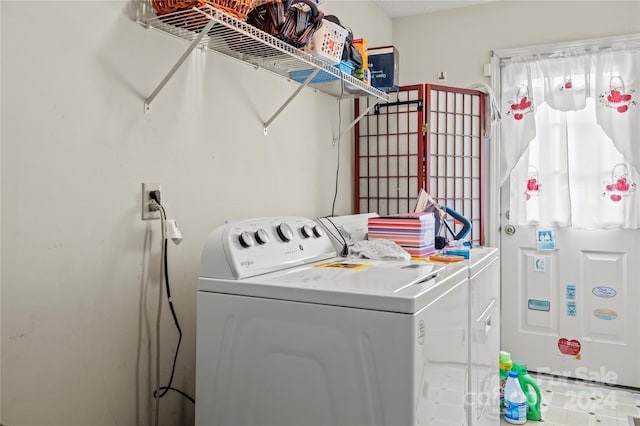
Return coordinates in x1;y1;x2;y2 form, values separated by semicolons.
196;216;470;426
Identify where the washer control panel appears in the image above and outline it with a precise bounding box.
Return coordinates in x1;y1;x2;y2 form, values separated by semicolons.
200;216;336;279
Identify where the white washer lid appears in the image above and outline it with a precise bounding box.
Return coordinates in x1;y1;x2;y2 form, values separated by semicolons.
199;259;468;313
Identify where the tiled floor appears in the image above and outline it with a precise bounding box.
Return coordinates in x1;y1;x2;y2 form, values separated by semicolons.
500;373;640;425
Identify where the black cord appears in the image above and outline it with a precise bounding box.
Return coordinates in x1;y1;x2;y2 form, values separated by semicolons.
331;88;344;217
152;201;195;405
155;386;195;404
321;216;349;257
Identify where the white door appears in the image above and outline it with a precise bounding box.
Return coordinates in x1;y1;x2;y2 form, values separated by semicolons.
495;35;640;389
500;194;640;388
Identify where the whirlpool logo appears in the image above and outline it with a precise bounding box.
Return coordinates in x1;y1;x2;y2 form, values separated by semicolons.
285;245;304;255
240;260;254;268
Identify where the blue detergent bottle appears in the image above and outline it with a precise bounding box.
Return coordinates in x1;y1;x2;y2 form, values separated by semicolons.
512;361;542;421
504;371;527;424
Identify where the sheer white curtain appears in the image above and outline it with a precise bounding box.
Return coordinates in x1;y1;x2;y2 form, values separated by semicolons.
501;41;640;229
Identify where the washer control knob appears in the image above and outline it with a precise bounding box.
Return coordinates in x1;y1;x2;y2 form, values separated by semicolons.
312;225;324;238
239;231;255;248
255;228;269;245
301;225;314;239
276;223;294;242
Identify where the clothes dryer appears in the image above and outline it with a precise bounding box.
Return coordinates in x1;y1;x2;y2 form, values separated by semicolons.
317;214;501;425
467;247;500;426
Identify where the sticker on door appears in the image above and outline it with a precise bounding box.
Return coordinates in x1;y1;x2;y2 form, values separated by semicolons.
593;309;618;320
528;299;550;311
536;228;556;251
533;257;546;272
592;286;617;298
558;338;581;358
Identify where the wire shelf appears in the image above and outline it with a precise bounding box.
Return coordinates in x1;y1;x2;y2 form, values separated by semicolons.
143;6;389;101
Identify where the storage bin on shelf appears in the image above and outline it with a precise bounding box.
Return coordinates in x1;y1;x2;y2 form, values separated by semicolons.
289;61;354;84
151;0;255;24
302;18;348;64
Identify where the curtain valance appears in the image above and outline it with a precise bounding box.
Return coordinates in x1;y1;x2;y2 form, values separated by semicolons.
500;45;639;184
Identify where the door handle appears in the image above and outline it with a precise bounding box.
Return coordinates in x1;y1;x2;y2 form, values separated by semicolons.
505;224;516;235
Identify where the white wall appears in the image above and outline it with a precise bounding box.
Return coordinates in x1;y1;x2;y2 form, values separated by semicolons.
322;0;392;47
393;0;640;88
0;1;391;425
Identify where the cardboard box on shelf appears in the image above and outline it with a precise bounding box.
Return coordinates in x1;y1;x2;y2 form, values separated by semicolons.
352;38;369;84
368;46;399;92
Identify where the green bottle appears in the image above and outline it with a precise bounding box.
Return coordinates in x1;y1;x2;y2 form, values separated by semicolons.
512;361;542;421
499;351;513;411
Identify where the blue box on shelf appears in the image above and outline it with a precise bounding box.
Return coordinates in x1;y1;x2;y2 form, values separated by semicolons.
290;61;355;84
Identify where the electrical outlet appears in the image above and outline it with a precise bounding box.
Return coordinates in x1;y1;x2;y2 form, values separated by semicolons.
142;182;161;220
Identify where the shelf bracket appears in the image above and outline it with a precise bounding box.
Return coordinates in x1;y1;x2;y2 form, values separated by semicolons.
144;18;216;113
263;68;321;135
333;101;378;144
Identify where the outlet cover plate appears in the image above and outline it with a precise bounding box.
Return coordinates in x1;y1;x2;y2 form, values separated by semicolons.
142;182;161;220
